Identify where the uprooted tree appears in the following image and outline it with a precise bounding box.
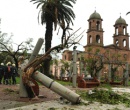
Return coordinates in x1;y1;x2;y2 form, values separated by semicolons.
23;25;82;77
22;24;83;101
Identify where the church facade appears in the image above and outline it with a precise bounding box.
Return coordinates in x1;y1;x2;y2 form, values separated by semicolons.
62;11;130;77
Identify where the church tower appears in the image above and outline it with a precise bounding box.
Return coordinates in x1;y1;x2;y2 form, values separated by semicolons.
113;16;129;50
87;11;104;47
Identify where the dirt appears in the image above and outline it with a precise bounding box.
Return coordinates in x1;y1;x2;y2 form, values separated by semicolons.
1;84;130;110
0;84;60;110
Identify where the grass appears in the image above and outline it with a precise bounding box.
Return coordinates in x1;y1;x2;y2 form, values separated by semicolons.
16;77;20;84
128;81;130;85
77;88;130;107
55;80;72;86
16;76;130;87
99;83;112;90
16;76;73;86
2;88;19;94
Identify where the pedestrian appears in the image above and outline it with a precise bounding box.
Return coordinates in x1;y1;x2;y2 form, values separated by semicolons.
0;63;5;84
3;63;8;85
7;62;12;85
11;64;17;85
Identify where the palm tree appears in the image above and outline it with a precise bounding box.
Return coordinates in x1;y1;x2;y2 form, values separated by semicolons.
126;12;130;15
31;0;76;77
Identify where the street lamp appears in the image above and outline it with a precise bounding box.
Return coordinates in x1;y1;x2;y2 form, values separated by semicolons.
72;46;77;88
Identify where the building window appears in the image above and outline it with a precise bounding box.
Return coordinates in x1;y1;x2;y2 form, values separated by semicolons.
96;35;100;43
123;27;126;35
116;39;119;46
123;39;126;47
89;35;92;43
96;21;100;30
116;27;118;35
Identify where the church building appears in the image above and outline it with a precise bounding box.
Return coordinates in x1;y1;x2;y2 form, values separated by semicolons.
62;11;130;76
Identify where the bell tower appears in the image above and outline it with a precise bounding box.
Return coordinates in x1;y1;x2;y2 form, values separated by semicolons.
113;16;129;50
87;11;104;47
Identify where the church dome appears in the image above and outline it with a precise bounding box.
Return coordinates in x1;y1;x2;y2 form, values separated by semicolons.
115;16;127;25
89;11;101;19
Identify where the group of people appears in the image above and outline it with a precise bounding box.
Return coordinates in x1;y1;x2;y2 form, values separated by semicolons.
0;62;18;85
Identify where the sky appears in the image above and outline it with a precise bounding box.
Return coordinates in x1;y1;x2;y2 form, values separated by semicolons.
0;0;130;54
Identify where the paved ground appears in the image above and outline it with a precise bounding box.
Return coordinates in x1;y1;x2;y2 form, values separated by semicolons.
1;84;130;110
0;84;60;110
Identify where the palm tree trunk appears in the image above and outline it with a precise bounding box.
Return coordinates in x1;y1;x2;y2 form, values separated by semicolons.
43;14;53;77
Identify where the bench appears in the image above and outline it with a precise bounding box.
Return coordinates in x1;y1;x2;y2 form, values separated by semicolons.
77;76;100;88
86;81;100;88
110;81;123;85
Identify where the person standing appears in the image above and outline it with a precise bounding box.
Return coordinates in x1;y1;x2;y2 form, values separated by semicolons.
7;62;12;85
3;64;8;85
11;64;17;85
0;63;5;84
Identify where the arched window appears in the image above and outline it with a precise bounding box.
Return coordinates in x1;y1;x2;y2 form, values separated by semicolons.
123;27;126;35
89;35;92;43
96;35;100;43
116;39;119;46
116;27;118;35
123;39;126;47
89;22;91;29
96;21;100;30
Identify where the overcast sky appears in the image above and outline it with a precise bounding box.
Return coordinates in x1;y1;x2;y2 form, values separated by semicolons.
0;0;130;52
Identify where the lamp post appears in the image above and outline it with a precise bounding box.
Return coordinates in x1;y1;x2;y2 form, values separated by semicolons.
108;64;111;82
72;46;77;88
124;63;129;86
19;38;44;97
79;57;82;76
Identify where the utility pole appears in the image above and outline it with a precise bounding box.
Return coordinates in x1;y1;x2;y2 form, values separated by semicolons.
72;46;77;88
32;71;80;104
19;38;44;97
108;64;111;82
79;56;83;76
28;38;44;63
124;63;129;86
